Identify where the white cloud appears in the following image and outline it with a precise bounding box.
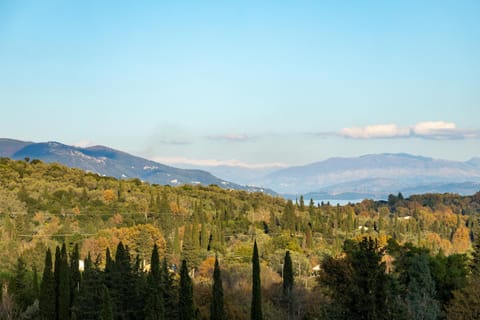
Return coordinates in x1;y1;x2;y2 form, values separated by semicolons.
151;156;287;169
341;124;410;139
411;121;475;139
73;140;95;148
338;121;478;140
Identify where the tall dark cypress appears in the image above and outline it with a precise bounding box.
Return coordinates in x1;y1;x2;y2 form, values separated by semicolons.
70;243;81;308
282;250;294;296
178;260;195;320
111;242;136;319
58;243;71;320
251;240;262;320
40;248;55;320
54;246;61;319
10;256;33;311
145;244;165;320
100;285;113;320
32;264;40;301
210;255;225;320
162;257;177;320
73;253;103;320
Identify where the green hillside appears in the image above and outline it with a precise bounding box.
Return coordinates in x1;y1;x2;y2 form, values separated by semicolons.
1;157;480;319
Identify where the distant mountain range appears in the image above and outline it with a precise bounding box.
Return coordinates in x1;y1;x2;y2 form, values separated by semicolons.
177;153;480;200
253;153;480;199
0;139;273;194
2;138;479;200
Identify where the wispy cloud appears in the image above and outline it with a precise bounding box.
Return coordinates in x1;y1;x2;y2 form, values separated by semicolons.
151;156;287;169
73;140;96;148
336;121;478;140
207;134;253;142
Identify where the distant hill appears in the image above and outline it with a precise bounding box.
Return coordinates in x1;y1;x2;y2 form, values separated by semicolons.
3;139;274;194
0;138;33;157
249;153;480;198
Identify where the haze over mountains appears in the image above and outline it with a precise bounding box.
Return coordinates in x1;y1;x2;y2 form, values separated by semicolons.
1;138;479;200
0;138;269;194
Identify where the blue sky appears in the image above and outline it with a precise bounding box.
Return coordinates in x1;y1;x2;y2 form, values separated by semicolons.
1;1;479;167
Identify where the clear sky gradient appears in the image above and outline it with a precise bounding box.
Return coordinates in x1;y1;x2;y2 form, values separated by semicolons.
1;1;479;167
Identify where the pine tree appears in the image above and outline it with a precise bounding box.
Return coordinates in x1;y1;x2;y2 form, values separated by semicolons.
251;240;262;320
40;248;55;320
210;255;225;320
100;285;113;320
178;260;195;320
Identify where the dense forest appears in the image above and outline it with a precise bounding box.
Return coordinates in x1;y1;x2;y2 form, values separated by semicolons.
1;157;479;319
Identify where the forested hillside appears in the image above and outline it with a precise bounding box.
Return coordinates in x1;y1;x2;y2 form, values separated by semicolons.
1;158;479;319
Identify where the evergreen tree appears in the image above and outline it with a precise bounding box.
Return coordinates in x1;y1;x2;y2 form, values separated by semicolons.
73;253;103;320
299;195;305;211
57;243;71;320
251;240;262;320
201;223;209;249
405;253;440;320
282;200;296;231
100;285;113;320
144;244;164;320
210;255;225;320
282;250;294;319
282;251;294;296
70;243;81;308
162;257;177;320
54;245;61;318
173;227;181;254
178;260;195;320
111;242;135;319
320;238;390;320
10;256;33;311
40;248;55;320
32;264;40;301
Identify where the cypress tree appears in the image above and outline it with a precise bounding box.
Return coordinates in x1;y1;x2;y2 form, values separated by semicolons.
53;246;61;319
251;240;262;320
162;257;177;320
10;256;33;311
210;255;225;320
100;285;113;320
111;242;134;319
70;243;81;308
201;223;209;249
282;250;294;296
40;248;55;320
58;243;71;320
32;264;40;300
144;244;165;320
405;253;439;320
73;253;103;320
178;259;195;320
173;227;181;254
